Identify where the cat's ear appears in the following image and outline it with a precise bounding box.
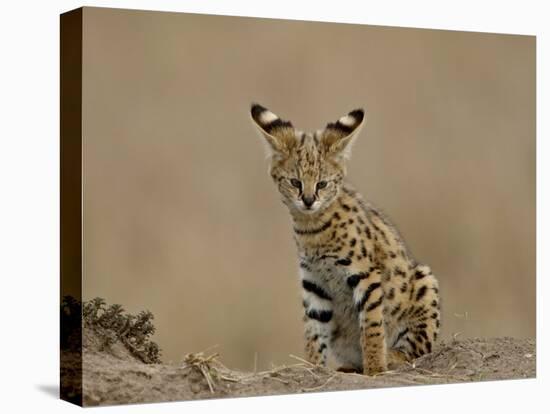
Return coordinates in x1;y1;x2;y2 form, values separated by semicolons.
321;109;365;161
250;103;296;159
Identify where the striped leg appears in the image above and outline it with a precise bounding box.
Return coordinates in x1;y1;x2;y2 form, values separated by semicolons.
393;265;441;359
303;317;329;365
301;275;333;366
348;268;387;375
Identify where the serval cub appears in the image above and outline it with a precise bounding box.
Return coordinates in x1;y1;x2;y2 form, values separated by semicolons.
250;103;441;375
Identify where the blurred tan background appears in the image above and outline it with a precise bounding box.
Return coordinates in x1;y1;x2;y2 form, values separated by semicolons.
81;7;535;370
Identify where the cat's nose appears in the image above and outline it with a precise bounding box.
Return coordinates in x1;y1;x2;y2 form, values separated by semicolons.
302;195;315;208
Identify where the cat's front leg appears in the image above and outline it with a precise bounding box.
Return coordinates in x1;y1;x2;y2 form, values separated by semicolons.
300;271;334;366
347;267;387;375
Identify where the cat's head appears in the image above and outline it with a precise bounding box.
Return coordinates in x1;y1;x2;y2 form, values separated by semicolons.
250;103;365;215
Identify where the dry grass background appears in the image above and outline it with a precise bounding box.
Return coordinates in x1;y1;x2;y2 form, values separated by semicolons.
80;7;535;371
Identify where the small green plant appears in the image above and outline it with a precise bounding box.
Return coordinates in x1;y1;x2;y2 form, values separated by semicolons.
83;297;161;363
62;295;161;363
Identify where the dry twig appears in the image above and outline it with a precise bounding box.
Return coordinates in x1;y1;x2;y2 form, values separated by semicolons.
181;352;223;393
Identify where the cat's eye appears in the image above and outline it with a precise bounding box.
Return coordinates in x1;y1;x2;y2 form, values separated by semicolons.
290;178;302;189
316;181;328;190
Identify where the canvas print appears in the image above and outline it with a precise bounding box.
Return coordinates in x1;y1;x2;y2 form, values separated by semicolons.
60;7;536;407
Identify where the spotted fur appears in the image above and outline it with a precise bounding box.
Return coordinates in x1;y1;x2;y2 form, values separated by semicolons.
251;103;441;375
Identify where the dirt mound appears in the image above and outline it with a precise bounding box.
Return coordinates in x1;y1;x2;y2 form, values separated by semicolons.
60;298;535;406
81;335;535;406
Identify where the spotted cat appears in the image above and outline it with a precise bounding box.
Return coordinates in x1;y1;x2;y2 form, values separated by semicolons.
250;103;441;375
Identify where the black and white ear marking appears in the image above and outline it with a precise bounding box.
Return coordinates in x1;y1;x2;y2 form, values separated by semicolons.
250;103;296;158
326;109;365;135
251;103;293;134
322;108;366;160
